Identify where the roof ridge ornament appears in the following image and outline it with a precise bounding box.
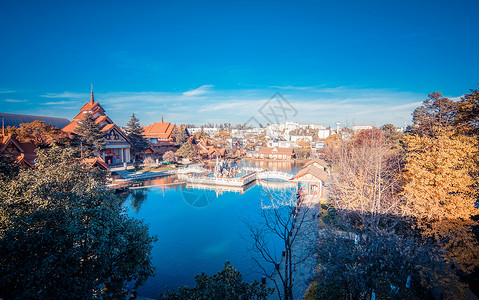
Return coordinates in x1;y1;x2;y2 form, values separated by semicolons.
90;83;94;104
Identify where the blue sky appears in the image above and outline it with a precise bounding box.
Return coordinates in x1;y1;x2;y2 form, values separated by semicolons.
1;0;478;127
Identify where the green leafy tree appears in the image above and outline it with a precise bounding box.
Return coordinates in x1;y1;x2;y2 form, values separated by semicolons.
456;88;479;137
380;123;403;146
0;146;155;299
130;189;149;213
411;92;457;137
161;261;273;300
125;113;149;160
0;155;19;182
176;141;198;158
74;112;106;157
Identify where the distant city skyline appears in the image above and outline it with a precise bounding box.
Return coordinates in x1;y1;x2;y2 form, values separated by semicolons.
1;0;478;127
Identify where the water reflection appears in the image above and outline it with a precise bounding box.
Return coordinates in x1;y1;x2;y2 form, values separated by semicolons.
121;160;304;297
124;183;283;298
130;189;149;213
237;159;305;173
181;186;216;208
256;179;297;190
186;181;256;195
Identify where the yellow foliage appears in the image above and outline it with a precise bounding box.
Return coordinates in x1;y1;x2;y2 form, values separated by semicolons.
401;127;479;272
402;128;478;222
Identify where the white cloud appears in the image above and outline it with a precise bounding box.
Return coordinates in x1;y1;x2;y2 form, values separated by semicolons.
183;85;214;96
30;85;426;127
0;90;15;94
4;99;27;103
41;92;88;99
269;85;316;90
43;101;78;105
198;99;268;114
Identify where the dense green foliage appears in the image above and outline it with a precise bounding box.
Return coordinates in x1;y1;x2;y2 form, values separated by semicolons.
380;123;403;145
74;112;106;157
0;147;155;299
176;141;198;158
125;113;149;159
160;262;273;300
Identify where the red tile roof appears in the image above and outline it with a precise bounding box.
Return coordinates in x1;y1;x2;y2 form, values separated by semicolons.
195;138;226;156
82;156;109;170
73;112;88;121
94;115;109;124
79;101;104;113
143;122;175;140
0;134;37;167
63;99;123;143
62;120;79;133
101;124;115;132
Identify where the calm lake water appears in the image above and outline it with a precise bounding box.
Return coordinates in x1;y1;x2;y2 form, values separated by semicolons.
123;160;304;298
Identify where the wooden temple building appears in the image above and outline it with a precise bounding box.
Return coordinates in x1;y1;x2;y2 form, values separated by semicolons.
63;90;131;165
0;131;36;168
141;117;180;161
195;137;226;159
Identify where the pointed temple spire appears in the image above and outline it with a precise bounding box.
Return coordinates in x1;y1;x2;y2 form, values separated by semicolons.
90;83;94;104
161;115;164;123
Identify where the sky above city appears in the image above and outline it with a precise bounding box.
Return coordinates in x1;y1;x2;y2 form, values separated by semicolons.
1;0;478;128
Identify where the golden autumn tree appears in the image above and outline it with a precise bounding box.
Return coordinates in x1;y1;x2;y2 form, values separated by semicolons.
322;133;342;162
401;127;479;273
15;120;67;147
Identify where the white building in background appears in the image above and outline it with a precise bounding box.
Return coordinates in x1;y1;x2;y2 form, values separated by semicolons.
310;124;327;130
290;135;313;143
266;121;329;139
317;129;330;139
352;124;375;132
188;127;220;135
267;140;294;148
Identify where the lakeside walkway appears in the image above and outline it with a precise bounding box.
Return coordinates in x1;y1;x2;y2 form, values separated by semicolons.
291;194;322;299
266;194;323;299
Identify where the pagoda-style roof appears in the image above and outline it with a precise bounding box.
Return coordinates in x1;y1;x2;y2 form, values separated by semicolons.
143;121;176;140
81;156;109;170
62;90;130;146
195;138;226;157
0;133;37;168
